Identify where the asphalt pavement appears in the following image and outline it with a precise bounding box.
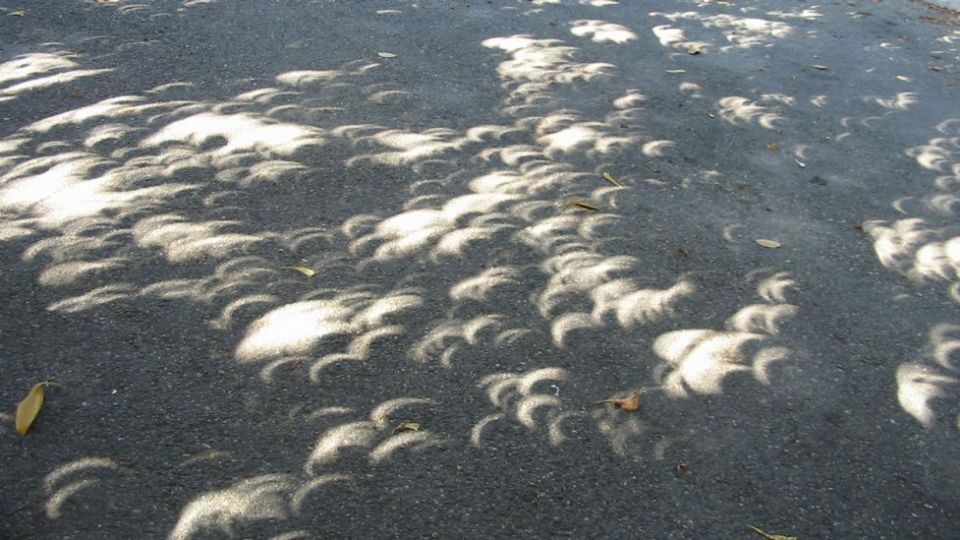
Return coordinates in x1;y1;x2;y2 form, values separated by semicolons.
1;0;960;538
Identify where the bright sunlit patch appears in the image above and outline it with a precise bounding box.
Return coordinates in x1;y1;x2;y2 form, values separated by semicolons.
716;96;784;129
369;431;444;464
896;363;957;428
0;52;78;85
145;112;325;157
450;266;522;302
236;291;423;363
133;215;262;263
307;422;378;471
1;69;112;98
169;475;295;540
570;20;637;44
654;329;761;396
867;92;918;111
652;12;793;50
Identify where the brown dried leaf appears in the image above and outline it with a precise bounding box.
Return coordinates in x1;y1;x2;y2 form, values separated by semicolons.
755;239;782;248
393;422;421;433
766;143;779;151
676;247;690;258
284;265;316;277
611;392;642;412
569;200;599;212
15;383;45;435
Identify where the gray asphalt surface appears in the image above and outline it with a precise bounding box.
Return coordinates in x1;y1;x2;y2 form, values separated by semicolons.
2;0;960;538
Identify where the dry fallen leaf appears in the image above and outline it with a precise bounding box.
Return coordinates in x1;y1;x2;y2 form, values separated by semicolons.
766;143;779;151
569;200;599;211
665;69;686;74
747;524;798;540
676;247;690;258
377;52;397;58
10;9;26;16
602;171;623;187
16;383;45;435
755;239;782;248
393;422;421;433
283;265;316;277
811;64;829;70
595;392;642;411
613;392;642;411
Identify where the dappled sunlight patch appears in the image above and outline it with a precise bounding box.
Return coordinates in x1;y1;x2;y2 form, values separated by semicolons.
47;283;138;313
716;96;785;129
343;127;469;169
651;24;712;53
169;475;296;540
865;92;918;112
449;266;523;303
569;20;637;44
410;314;528;365
347;191;523;263
651;11;793;51
27;96;176;133
474;367;572;446
0;51;112;101
653;272;798;397
533;111;639;158
897;324;960;429
305;398;443;473
235;288;424;364
145;112;325;158
867;124;960;291
133;214;263;263
43;458;125;520
483;35;615;115
37;258;128;288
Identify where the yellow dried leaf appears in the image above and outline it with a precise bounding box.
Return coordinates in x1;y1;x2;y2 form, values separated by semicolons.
601;171;622;187
569;200;599;211
393;422;421;433
612;392;641;411
755;239;782;248
747;524;797;540
10;9;26;16
15;383;45;435
377;52;397;58
283;265;316;277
